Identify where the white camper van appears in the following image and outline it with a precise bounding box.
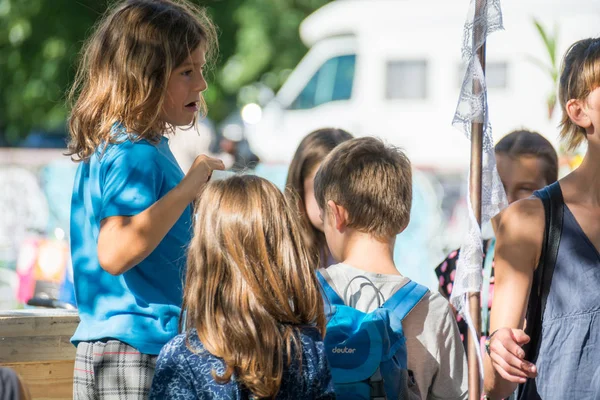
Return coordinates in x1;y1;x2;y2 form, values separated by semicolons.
246;0;600;169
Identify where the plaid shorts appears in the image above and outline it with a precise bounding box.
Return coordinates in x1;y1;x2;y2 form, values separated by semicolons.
73;340;157;400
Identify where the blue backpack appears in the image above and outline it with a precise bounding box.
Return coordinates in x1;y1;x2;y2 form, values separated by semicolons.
317;271;428;400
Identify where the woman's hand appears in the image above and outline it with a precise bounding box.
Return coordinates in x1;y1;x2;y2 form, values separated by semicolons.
488;328;537;384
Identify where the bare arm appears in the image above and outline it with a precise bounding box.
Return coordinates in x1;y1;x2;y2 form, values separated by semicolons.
97;155;224;275
483;198;544;399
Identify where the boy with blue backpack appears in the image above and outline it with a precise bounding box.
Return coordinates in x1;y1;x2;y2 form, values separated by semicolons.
314;137;467;399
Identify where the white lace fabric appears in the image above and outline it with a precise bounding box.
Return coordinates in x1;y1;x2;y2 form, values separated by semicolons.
450;0;508;375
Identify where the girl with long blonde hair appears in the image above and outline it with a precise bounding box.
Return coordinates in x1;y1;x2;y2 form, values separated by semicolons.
67;1;224;398
150;175;334;399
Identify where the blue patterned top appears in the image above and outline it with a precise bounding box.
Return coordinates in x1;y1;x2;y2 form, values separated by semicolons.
150;327;336;399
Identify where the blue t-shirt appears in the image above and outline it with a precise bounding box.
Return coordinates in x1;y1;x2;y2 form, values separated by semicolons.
149;328;335;399
70;131;192;355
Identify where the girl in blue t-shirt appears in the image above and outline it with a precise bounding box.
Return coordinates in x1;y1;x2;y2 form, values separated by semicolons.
150;175;335;399
66;1;224;398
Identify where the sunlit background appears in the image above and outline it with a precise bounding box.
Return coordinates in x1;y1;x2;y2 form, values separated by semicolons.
0;0;596;310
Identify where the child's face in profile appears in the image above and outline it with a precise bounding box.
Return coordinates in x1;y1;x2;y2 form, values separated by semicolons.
496;153;548;204
161;46;207;127
304;164;324;231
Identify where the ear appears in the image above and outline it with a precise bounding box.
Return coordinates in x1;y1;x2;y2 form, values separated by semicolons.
327;200;349;232
566;98;592;131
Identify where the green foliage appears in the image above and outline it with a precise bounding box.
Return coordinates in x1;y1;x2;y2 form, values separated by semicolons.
526;18;559;119
201;0;331;120
0;0;108;144
0;0;330;145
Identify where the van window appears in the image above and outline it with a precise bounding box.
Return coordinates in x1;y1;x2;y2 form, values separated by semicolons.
386;60;428;100
289;54;356;110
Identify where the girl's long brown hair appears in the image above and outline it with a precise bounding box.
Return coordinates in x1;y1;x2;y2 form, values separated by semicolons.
285;128;353;267
67;0;217;161
182;175;326;398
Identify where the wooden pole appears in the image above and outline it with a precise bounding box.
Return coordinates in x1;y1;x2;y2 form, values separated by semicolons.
468;0;486;398
468;122;483;399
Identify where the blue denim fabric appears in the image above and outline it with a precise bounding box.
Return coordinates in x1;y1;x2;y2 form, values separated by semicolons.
528;198;600;399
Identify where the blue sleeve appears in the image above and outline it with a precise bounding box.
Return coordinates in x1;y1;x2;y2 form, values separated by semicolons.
150;342;201;400
302;330;336;399
316;345;336;399
100;144;164;220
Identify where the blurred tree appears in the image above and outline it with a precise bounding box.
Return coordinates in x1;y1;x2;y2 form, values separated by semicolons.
0;0;330;145
0;0;108;144
526;18;559;120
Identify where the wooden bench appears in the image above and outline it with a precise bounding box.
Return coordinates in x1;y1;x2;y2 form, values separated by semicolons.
0;310;79;400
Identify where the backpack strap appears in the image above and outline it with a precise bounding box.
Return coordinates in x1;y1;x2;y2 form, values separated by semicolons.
523;182;564;361
316;270;345;306
342;275;387;308
381;280;428;322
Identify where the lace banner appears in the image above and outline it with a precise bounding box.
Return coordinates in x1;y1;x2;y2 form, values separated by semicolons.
450;0;508;375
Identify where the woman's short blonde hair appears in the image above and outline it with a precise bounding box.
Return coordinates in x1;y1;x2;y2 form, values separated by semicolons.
558;37;600;150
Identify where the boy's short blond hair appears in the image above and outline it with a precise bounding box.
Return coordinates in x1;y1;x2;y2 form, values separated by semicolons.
314;137;412;240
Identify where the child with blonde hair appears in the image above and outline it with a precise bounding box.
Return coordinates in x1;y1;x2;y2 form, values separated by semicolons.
150;175;334;399
315;137;467;399
67;0;223;397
